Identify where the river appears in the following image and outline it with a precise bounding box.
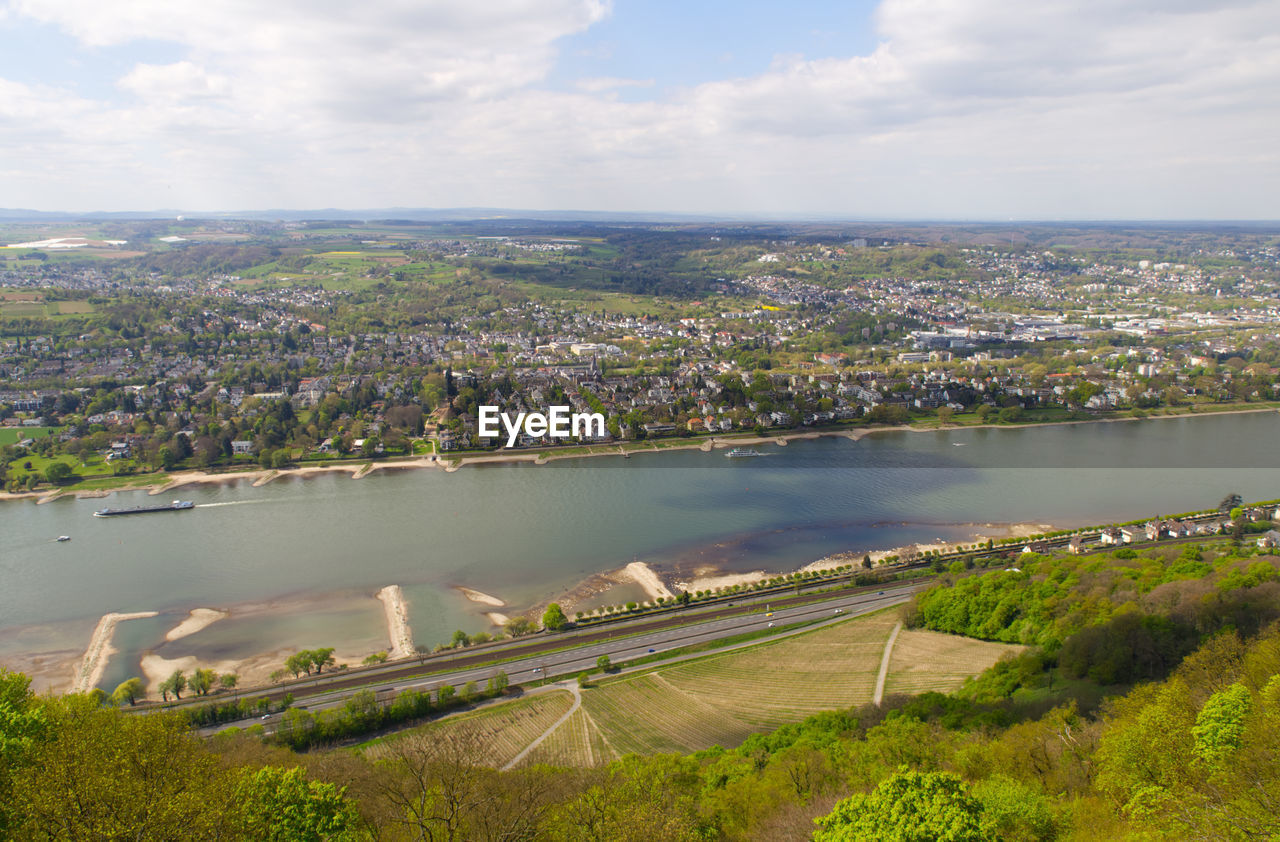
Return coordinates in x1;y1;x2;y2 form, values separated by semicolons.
2;410;1277;691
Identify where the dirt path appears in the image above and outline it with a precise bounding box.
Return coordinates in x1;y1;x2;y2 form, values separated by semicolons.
873;621;903;706
501;682;581;771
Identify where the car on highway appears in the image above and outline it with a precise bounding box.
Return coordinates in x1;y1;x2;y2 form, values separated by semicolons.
647;648;655;653
767;622;774;628
834;608;842;614
766;612;774;617
260;714;271;720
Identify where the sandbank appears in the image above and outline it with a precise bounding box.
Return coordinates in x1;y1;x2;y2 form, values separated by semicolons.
622;561;675;601
675;570;769;592
72;611;158;694
164;608;229;642
456;586;506;607
485;612;511;627
376;585;415;659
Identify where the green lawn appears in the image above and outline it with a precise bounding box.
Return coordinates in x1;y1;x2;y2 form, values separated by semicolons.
0;426;55;445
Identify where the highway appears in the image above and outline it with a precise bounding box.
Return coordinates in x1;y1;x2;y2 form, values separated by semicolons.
198;583;920;735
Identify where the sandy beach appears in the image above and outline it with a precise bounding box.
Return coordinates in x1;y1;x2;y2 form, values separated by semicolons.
71;611;158;694
376;585;415;659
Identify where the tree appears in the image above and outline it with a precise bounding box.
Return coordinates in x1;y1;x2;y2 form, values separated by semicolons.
232;765;360;841
285;653;310;678
504;616;536;637
110;677;145;706
1193;683;1253;767
309;648;335;674
542;603;567;631
0;670;48;835
597;655;613;672
451;629;471;648
160;670;187;700
188;668;217;696
363;651;389;665
814;769;985;842
43;461;73;485
9;695;234;839
219;673;238;691
486;671;509;695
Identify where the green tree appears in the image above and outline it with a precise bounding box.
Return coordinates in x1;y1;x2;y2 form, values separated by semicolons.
1193;683;1253;767
504;616;535;637
597;654;612;672
814;769;985;842
9;695;233;838
43;461;73;484
486;671;509;695
232;765;360;841
451;629;471;648
309;647;336;674
542;603;567;631
0;670;48;835
188;667;217;696
110;677;145;706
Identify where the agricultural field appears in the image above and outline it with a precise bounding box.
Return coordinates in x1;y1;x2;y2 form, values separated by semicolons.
359;613;1034;770
366;690;575;770
881;629;1024;697
515;707;615;768
529;612;1020;766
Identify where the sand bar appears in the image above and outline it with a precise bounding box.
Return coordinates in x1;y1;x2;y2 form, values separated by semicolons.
676;570;769;592
164;608;228;643
376;585;415;659
623;561;675;601
485;612;511;627
72;611;158;693
457;586;506;607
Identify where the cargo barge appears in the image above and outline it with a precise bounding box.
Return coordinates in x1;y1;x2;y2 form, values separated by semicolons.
93;500;195;518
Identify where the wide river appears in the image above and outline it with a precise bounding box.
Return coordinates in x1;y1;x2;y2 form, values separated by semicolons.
3;410;1278;690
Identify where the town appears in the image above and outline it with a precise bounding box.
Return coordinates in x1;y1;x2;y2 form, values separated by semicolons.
2;219;1279;491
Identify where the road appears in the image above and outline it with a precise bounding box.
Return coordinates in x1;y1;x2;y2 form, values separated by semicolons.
200;584;919;735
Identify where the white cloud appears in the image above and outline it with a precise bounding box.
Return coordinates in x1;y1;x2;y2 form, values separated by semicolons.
1;0;1278;217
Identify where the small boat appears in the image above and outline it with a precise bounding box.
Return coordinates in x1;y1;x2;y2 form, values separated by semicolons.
952;442;967;447
56;535;71;542
725;448;761;458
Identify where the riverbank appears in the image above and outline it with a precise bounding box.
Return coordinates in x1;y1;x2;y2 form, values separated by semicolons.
4;403;1275;505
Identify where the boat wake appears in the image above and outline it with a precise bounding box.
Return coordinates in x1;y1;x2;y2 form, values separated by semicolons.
196;500;268;508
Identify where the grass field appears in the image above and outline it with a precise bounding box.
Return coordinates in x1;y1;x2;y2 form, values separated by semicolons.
365;690;575;770
0;426;54;445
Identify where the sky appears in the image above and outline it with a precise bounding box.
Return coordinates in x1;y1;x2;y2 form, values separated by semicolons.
0;0;1277;219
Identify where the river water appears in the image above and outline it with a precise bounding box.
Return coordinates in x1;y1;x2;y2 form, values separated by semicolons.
2;411;1277;690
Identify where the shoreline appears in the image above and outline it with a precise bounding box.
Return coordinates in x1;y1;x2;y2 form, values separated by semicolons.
4;403;1275;505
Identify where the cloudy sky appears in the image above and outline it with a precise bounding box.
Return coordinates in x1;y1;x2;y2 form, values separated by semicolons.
1;0;1277;218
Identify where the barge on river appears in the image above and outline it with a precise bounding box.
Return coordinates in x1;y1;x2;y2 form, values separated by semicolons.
93;500;195;518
